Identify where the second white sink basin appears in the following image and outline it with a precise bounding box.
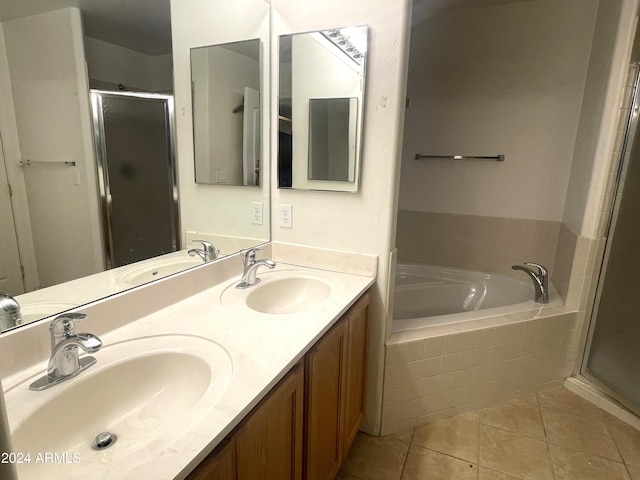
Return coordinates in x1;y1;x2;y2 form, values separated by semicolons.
246;276;331;314
5;335;232;480
221;268;337;315
117;255;203;288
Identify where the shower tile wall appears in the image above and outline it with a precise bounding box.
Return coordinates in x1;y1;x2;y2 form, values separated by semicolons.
381;312;581;435
396;210;560;278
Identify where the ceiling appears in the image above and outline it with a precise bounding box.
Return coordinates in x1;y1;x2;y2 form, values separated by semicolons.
0;0;172;56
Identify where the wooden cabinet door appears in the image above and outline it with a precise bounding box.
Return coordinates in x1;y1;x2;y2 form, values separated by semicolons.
342;293;370;453
236;362;304;480
186;438;236;480
304;319;348;480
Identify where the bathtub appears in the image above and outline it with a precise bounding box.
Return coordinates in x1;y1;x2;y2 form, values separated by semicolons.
392;263;559;331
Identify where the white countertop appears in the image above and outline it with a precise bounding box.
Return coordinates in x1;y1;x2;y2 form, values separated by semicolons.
3;263;374;480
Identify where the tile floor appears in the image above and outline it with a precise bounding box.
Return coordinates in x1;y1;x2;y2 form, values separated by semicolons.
339;387;640;480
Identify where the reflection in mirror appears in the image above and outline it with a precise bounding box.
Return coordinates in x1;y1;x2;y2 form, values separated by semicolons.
278;26;367;192
308;97;358;182
0;0;270;333
192;40;262;186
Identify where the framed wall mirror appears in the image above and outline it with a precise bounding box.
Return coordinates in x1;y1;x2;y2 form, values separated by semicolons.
0;0;270;334
191;39;263;186
278;25;368;192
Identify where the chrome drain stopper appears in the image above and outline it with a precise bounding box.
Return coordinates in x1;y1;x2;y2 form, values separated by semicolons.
92;431;117;450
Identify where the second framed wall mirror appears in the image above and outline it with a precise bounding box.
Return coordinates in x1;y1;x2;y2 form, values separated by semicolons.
191;39;263;186
278;25;368;192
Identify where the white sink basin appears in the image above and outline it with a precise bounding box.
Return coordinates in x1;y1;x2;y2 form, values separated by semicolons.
5;335;232;480
117;255;203;287
221;269;336;314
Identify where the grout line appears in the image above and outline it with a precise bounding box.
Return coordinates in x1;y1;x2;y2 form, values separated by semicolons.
536;392;559;480
476;408;481;480
600;407;631;469
409;443;478;469
397;427;416;480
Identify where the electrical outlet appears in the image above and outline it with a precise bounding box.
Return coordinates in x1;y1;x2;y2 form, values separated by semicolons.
251;202;263;225
279;204;292;228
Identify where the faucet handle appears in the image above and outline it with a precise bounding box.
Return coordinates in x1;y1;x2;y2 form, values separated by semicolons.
523;262;548;278
192;240;213;253
50;312;87;348
240;247;262;265
191;240;219;260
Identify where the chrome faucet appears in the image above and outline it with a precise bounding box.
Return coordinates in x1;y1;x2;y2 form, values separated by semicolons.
0;292;21;330
188;240;219;262
236;248;276;289
512;262;549;304
29;312;102;391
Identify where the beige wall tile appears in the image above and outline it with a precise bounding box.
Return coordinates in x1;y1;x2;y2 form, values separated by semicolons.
396;211;560;277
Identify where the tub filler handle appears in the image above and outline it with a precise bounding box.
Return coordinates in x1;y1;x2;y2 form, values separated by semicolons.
511;262;549;304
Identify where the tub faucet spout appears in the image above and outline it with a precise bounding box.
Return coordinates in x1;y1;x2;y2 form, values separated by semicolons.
512;262;549;304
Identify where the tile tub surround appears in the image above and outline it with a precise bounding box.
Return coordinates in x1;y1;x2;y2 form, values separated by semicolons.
382;308;582;434
339;386;640;480
0;254;374;479
395;210;561;279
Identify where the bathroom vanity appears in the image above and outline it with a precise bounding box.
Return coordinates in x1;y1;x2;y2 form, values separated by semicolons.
187;291;370;480
0;250;375;480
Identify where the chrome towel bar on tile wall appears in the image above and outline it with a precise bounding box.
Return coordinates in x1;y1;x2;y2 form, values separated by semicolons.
414;154;505;162
19;160;76;166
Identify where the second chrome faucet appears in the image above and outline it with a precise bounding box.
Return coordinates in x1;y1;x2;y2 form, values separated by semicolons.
512;262;549;304
236;248;276;289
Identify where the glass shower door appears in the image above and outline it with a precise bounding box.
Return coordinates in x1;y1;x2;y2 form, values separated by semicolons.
91;91;179;268
582;64;640;416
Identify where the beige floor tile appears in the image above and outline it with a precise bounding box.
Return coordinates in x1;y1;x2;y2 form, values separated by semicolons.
387;427;415;444
457;410;481;422
401;444;477;480
479;425;554;480
336;472;367;480
480;399;545;440
412;414;479;463
341;433;409;480
627;465;640;480
541;407;622;461
607;421;640;468
538;387;603;420
512;391;539;406
479;467;525;480
549;443;631;480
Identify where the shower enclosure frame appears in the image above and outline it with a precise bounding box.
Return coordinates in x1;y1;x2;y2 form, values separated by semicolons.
579;62;640;416
90;90;180;270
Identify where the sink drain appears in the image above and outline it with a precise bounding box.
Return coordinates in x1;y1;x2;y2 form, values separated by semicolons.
91;431;117;450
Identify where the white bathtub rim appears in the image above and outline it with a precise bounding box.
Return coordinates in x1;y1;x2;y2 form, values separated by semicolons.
392;263;561;332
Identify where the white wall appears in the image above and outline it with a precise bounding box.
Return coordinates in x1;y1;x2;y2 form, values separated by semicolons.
84;37;173;93
171;0;270;248
271;0;411;433
0;25;38;292
2;8;103;288
563;0;639;237
399;0;598;221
